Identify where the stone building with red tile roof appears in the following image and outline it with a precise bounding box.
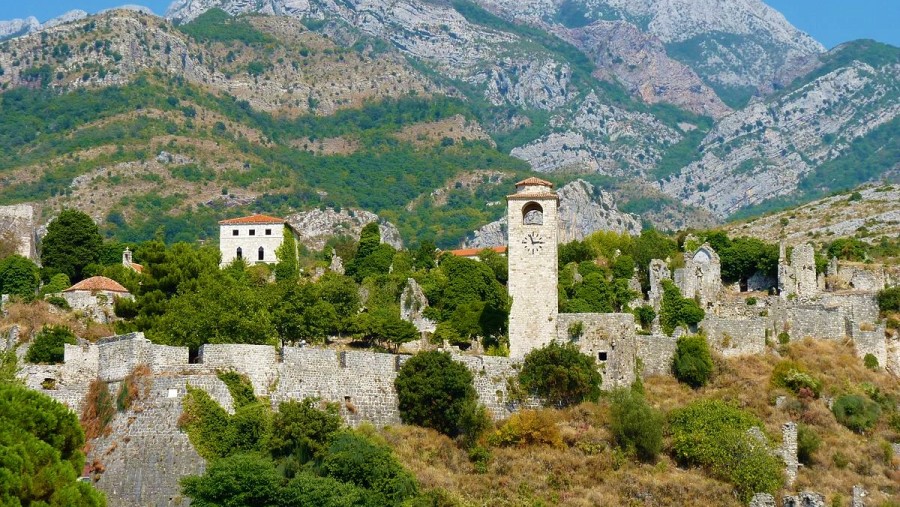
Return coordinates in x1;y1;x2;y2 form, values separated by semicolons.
61;276;133;324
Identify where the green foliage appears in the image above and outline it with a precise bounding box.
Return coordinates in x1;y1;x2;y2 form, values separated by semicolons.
863;353;879;371
832;394;881;434
876;286;900;313
671;335;714;388
216;370;257;409
797;424;820;465
346;223;395;282
40;210;103;282
0;348;19;384
659;280;705;335
0;254;39;299
181;453;282;507
318;431;419;504
41;273;72;296
519;341;601;408
279;472;372;507
176;9;272;45
717;237;779;285
777;332;790;345
827;238;870;262
268;399;342;463
25;325;77;364
633;305;656;330
771;360;822;398
350;306;419;350
395;351;479;438
558;240;594;266
669;400;782;503
429;254;510;340
274;228;299;281
609;388;663;462
0;381;106;506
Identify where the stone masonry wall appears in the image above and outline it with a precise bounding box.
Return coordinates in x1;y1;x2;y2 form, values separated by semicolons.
557;312;637;388
198;343;279;395
636;334;678;377
701;316;768;357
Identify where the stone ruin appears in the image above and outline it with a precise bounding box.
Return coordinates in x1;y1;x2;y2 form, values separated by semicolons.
674;243;723;310
779;242;818;300
0;204;37;261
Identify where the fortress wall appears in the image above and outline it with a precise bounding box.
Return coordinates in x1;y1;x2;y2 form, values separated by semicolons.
820;293;880;323
771;306;846;341
558;312;637;388
851;323;888;367
198;343;278;395
97;333;157;382
701;316;768;357
636;334;678;377
453;354;519;419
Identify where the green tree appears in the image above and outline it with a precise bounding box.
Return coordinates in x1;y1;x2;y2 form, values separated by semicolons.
519;341;601;408
394;351;478;438
827;238;869;262
25;325;77;364
269;399;342;463
40;210;103;282
0;381;106;506
609;388;663;462
347;223;395;282
671;335;714;388
719;238;778;285
832;394;881;434
0;254;40;299
318;431;419;504
659;280;705;335
274;227;299;281
181;453;281;507
876;286;900;313
350;307;418;350
280;472;371;507
412;240;437;271
40;273;72;296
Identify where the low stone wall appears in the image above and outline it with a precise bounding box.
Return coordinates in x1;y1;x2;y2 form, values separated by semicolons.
636;334;677;377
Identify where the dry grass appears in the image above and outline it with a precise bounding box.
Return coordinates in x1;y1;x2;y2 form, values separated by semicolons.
1;301;114;343
384;339;899;505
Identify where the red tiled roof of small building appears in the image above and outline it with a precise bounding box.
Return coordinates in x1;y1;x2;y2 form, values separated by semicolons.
218;214;286;225
129;262;143;273
515;177;553;188
64;276;130;293
447;246;507;257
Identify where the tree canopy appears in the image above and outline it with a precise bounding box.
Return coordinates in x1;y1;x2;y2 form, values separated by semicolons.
40;210;103;282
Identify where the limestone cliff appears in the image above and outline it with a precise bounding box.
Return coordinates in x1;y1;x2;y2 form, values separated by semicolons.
285;207;403;251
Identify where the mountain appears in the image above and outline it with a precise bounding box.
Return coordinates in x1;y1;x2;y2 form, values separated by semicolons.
0;16;40;40
0;1;895;248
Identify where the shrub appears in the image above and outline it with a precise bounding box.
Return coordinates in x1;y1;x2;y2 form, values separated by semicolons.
832;394;881;433
518;341;601;408
394;351;478;438
45;295;70;309
797;424;820;465
777;331;790;345
318;431;419;504
25;325;76;364
771;361;823;398
659;280;705;335
671;335;714;388
863;353;879;370
609;389;663;462
216;370;257;409
269;398;342;463
181;453;282;507
876;287;900;313
490;409;562;449
633;305;656;329
669;400;782;503
0;254;40;299
745;296;757;306
81;379;115;440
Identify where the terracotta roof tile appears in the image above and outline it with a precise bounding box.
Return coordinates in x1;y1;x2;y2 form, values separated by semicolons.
64;276;130;293
218;214;286;225
129;262;143;273
447;246;507;257
515;177;553;188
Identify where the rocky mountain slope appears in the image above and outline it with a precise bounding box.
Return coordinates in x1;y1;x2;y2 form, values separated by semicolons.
0;1;896;248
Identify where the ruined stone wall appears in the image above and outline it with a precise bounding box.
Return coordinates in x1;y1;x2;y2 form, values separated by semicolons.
60;291;132;324
850;323;888;367
635;334;678;377
557;312;637;388
198;343;279;395
828;260;887;292
770;304;847;341
701;316;768;357
0;204;37;261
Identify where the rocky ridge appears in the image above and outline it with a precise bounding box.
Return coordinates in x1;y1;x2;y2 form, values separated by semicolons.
465;179;640;248
285;207;404;251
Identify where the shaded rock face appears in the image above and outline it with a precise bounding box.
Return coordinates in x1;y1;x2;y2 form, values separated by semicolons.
400;278;436;333
465;179;640;248
0;204;37;261
285;208;403;251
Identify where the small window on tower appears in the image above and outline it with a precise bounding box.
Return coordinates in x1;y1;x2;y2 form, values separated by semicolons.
232;229;239;236
598;351;608;361
265;228;272;235
249;229;256;236
522;201;544;225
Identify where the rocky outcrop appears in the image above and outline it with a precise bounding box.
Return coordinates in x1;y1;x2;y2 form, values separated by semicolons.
285;208;403;251
465;179;640;248
0;16;40;41
0;204;37;261
660;55;900;217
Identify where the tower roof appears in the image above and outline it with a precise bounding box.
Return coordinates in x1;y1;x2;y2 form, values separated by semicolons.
218;214;286;225
515;177;554;188
64;276;130;293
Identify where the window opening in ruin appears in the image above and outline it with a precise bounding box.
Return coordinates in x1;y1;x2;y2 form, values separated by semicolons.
232;229;239;236
598;351;608;361
188;348;200;364
249;229;256;236
258;247;264;260
344;396;351;403
522;201;544;225
236;247;242;259
265;228;272;235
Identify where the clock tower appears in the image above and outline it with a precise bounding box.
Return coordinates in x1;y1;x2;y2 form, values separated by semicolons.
507;177;559;358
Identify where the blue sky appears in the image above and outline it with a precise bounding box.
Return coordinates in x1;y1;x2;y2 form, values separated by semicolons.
1;0;898;49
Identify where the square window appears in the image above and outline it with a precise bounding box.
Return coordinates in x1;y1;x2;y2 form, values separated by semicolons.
265;229;272;235
598;351;608;361
249;229;256;236
232;230;239;236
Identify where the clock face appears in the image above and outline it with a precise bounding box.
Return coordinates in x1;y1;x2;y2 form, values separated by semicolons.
522;232;545;254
